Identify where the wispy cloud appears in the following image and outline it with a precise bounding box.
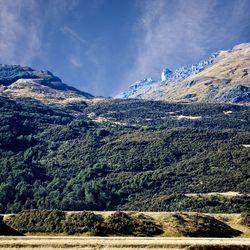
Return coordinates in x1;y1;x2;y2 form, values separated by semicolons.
0;0;42;65
61;25;87;44
0;0;81;66
70;56;82;68
120;0;250;92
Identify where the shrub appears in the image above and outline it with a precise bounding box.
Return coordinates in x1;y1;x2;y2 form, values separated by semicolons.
104;211;163;236
133;213;163;236
104;211;135;235
63;211;104;235
6;209;65;233
168;213;241;237
241;213;250;227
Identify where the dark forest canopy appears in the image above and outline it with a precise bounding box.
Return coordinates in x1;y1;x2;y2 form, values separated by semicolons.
0;96;249;213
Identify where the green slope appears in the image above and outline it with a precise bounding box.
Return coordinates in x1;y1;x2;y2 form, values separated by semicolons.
0;97;249;213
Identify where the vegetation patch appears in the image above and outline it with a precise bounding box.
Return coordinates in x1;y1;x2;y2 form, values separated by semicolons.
63;211;104;235
241;213;250;228
0;97;249;213
5;210;164;236
162;213;241;237
6;209;65;233
133;213;164;236
104;211;136;235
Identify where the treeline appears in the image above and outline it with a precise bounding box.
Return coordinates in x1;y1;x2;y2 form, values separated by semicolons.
0;96;249;213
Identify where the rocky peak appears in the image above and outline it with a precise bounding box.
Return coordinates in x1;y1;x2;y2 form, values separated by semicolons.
0;64;61;86
161;68;172;81
0;64;94;104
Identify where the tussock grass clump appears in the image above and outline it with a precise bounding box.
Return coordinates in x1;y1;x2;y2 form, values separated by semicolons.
63;212;104;235
105;211;135;235
104;211;163;236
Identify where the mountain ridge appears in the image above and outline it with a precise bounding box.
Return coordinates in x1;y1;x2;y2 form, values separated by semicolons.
117;43;250;104
0;64;94;105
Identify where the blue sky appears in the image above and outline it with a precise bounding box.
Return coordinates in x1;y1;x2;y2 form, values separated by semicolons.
0;0;250;97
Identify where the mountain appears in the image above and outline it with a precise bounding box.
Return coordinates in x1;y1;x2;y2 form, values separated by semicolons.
0;62;249;214
0;64;93;105
117;43;250;104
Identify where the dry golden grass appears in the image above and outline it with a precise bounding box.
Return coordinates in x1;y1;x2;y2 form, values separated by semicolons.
174;115;202;120
2;79;109;106
65;211;250;238
185;192;242;198
0;236;249;250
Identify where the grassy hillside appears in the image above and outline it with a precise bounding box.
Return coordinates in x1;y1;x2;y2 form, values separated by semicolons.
121;43;250;104
0;96;249;213
3;210;250;238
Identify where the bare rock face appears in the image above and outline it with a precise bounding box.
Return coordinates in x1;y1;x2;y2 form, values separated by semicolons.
0;64;94;105
117;43;250;104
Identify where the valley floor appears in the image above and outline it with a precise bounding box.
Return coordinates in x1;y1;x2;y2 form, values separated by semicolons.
0;236;250;250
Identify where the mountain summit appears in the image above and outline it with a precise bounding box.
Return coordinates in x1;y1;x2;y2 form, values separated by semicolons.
0;65;93;104
117;43;250;104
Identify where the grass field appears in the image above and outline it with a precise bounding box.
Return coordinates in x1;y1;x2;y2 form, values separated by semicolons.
0;236;250;250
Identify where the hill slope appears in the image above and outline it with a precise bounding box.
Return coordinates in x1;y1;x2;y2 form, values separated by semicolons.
0;95;249;213
0;63;249;213
0;64;94;105
117;43;250;104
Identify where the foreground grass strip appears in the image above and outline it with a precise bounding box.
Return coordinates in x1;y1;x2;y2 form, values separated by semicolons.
0;237;249;249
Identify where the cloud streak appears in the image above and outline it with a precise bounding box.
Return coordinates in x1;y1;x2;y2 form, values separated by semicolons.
61;26;87;45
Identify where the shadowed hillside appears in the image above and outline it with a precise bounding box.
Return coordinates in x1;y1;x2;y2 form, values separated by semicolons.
0;95;249;213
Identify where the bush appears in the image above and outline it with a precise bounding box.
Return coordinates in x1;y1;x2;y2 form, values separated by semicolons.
104;211;163;236
6;210;107;235
6;209;65;233
63;211;104;235
133;213;163;236
241;213;250;227
167;213;241;237
96;129;110;137
105;211;135;235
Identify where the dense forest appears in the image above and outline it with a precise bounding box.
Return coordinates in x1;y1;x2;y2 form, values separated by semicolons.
0;96;249;213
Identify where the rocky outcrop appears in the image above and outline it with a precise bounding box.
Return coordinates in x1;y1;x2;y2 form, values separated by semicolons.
216;85;250;103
